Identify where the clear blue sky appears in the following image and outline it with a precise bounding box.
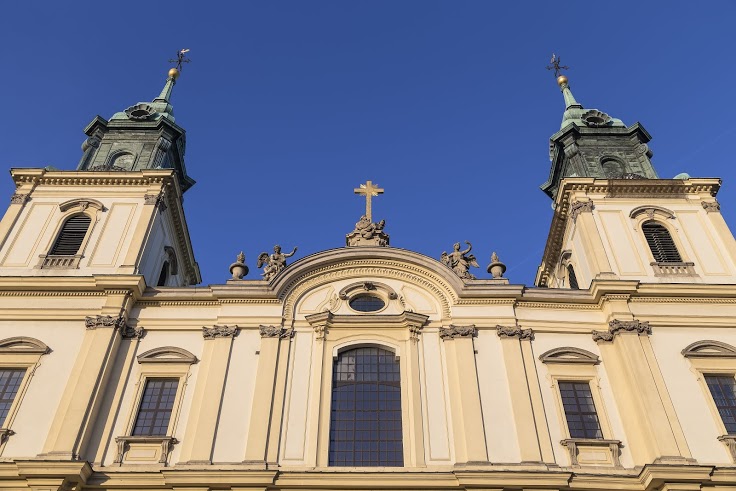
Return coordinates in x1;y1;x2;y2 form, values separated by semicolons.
1;2;735;286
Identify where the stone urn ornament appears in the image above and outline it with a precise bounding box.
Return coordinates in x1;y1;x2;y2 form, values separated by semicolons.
487;252;506;279
229;251;248;280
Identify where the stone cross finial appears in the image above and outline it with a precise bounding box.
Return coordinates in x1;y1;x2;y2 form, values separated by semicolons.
354;180;384;222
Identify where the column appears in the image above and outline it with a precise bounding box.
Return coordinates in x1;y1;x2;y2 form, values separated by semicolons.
178;325;238;464
440;325;488;463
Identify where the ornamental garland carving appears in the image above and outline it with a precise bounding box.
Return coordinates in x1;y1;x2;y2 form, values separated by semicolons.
569;200;595;223
259;325;294;339
702;201;721;213
202;325;239;340
10;193;29;205
496;325;534;340
439;324;477;340
85;315;126;330
592;319;651;342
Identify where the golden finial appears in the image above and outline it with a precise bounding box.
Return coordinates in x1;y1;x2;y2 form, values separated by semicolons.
168;49;191;79
546;53;570;86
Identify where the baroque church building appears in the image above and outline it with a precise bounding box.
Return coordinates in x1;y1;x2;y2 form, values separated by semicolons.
0;61;736;491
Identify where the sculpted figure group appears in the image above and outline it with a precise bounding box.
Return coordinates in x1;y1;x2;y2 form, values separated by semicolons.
257;245;298;281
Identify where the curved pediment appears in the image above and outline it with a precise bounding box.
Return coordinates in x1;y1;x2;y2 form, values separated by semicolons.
0;336;50;354
137;346;197;364
272;248;464;320
539;347;600;365
681;340;736;358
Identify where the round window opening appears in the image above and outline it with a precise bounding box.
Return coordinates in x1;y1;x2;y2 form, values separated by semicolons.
349;294;385;312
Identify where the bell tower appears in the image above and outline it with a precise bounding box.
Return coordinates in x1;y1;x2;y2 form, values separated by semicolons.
535;63;736;289
0;60;200;287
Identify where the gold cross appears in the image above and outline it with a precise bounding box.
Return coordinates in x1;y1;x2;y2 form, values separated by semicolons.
354;180;384;221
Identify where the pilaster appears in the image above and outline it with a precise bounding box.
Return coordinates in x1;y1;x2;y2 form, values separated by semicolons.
570;200;616;280
179;325;239;464
439;325;487;463
593;319;693;465
496;326;553;463
243;325;292;463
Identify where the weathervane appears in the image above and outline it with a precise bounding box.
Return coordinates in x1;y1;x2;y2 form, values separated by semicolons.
546;53;569;78
169;49;191;72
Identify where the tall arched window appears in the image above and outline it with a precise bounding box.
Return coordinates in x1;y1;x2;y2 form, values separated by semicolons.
642;221;682;263
49;214;91;256
329;346;403;467
157;261;169;287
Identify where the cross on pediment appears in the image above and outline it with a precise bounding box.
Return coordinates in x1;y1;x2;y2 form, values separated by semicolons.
354;180;384;221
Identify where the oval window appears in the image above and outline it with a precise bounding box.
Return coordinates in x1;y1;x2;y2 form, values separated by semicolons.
349;294;385;312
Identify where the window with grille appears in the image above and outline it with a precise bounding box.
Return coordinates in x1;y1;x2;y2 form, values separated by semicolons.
559;381;603;439
705;375;736;434
49;214;91;256
567;264;579;290
0;369;25;426
642;221;682;263
132;378;179;436
329;347;403;466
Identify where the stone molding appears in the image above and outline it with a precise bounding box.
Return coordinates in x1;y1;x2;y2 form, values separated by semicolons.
539;347;599;365
203;325;239;340
259;325;293;339
496;325;534;340
439;324;477;340
0;336;50;354
592;319;651;342
629;205;675;221
304;310;428;342
569;200;595;223
702;201;721;213
114;435;178;465
682;340;736;358
9;193;29;205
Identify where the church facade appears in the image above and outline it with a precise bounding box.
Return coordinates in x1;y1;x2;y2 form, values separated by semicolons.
0;63;735;491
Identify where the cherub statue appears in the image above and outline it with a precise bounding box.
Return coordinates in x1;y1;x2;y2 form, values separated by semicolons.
257;244;298;281
441;241;479;279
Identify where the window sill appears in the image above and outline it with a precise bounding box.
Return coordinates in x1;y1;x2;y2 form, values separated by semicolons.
114;435;178;466
718;435;736;462
560;438;622;467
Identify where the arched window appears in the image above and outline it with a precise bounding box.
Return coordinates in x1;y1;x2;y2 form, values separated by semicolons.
49;214;91;256
329;346;403;467
157;261;169;287
642;221;682;263
567;264;579;289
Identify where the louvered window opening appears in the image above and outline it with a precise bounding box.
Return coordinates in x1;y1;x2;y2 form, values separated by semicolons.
50;215;91;256
642;221;682;263
567;264;579;290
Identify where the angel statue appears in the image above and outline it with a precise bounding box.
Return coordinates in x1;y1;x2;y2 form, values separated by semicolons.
257;244;298;281
441;241;479;279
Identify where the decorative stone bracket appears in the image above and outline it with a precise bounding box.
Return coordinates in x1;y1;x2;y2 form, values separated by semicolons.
114;436;177;466
560;438;622;467
702;201;721;213
592;319;650;343
496;325;534;340
439;325;477;340
203;325;239;340
570;200;595;223
85;315;144;339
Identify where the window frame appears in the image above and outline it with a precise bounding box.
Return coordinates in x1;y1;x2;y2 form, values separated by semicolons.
38;199;104;269
684;351;736;437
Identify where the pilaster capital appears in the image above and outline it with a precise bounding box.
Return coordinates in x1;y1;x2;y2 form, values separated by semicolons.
144;192;167;211
121;325;145;339
10;193;29;205
570;200;595;222
702;200;721;213
439;324;476;340
203;325;239;340
496;325;534;340
85;315;126;330
592;319;651;342
259;325;293;339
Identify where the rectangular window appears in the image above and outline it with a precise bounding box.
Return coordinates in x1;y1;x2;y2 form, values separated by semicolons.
0;369;25;426
559;381;603;439
132;378;178;436
705;375;736;434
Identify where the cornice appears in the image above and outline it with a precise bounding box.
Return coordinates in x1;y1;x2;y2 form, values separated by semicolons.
9;168;177;188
